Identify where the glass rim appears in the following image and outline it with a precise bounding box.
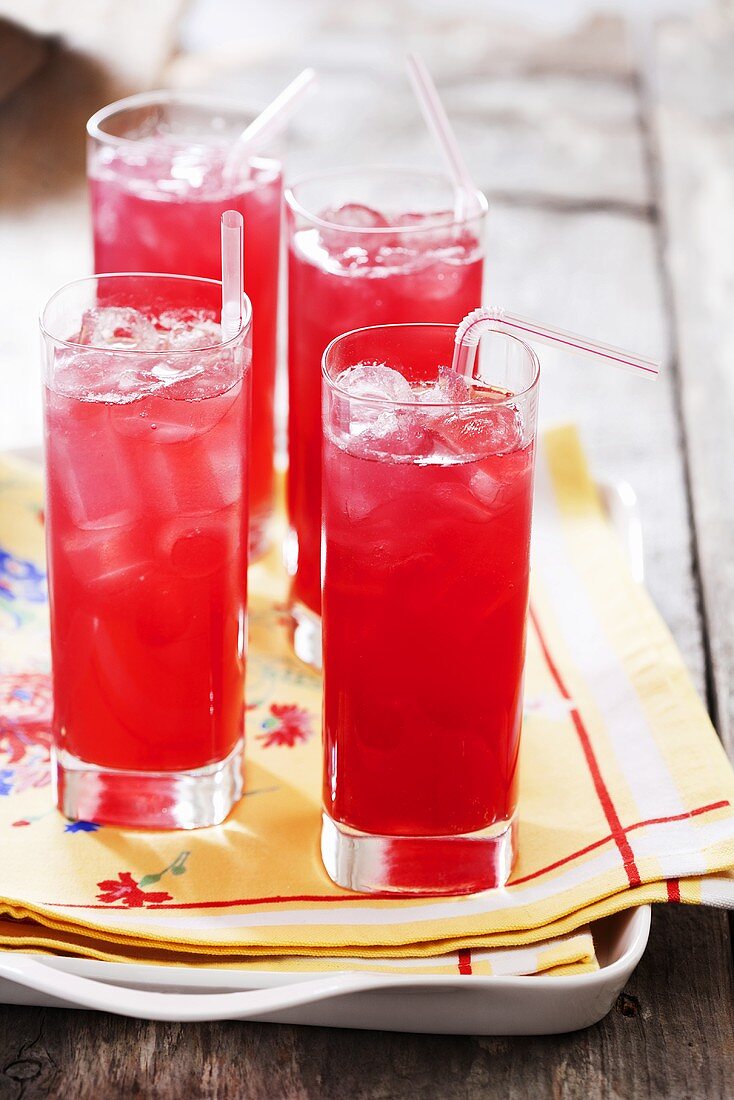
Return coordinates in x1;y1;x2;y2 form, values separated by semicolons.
40;272;253;355
284;166;489;236
321;322;540;409
87;90;274;162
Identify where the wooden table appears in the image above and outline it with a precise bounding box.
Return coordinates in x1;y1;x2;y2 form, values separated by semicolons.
1;5;733;1096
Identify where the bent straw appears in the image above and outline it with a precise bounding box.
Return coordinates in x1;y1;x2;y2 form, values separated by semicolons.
406;53;482;222
220;210;244;341
223;68;316;181
452;307;660;381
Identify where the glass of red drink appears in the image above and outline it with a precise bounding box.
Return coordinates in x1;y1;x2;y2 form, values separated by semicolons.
87;93;281;560
41;274;252;829
321;322;539;894
285;169;487;666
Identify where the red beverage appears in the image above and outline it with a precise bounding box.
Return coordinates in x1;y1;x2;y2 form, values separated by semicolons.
285;172;487;653
42;275;251;829
88;96;282;558
320;324;538;893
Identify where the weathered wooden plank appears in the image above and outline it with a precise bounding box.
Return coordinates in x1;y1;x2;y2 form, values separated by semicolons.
650;11;734;754
488;202;705;687
169;11;646;208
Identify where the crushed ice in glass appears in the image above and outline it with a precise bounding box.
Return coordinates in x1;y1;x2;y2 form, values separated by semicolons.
421;364;470;404
156;309;222;350
306;204;479;273
333;361;524;462
79;306;159;350
320;204;390;230
54;307;228;403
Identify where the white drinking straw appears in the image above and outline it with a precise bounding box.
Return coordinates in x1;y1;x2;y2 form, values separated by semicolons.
223;68;316;182
220;210;244;341
406;53;482;222
451;307;661;381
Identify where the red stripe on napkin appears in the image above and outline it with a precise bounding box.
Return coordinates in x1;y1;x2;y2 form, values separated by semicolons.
529;606;642;888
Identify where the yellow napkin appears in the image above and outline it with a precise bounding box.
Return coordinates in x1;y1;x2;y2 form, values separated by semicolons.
1;427;733;981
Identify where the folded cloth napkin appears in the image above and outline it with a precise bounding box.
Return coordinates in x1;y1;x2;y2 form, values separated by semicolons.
1;426;733;980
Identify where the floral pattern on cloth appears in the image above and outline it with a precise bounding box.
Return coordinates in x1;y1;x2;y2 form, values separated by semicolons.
0;672;52;798
96;853;190;908
96;873;173;908
257;703;315;748
0;547;46;606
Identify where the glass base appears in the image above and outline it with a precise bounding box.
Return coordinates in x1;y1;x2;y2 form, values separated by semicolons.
290;601;322;670
320;810;517;895
54;738;244;830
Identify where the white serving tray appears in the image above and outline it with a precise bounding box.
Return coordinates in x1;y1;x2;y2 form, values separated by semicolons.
0;478;650;1033
0;906;650;1034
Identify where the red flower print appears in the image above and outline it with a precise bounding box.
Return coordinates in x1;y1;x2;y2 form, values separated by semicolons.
0;674;53;764
257;704;314;748
0;721;51;765
96;872;172;908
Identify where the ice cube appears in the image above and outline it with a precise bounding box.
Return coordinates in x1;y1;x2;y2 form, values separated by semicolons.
416;369;470;448
434;365;470;404
320;204;390;230
337;362;413;404
51;347;131;402
334;363;410;443
206;435;245;509
319;204;391;257
468;468;502;508
395;211;436;227
430;481;491;524
394;210;456;249
402;256;464;302
156;310;222;351
136;415;244;517
63;520;152;605
150;361;204;384
162;512;236;578
359;408;429;459
110;396;201;444
111;364;237;443
171;530;225;578
78;307;159;351
118;368;151;395
431;403;524;458
48;410;141;529
332;364;437;459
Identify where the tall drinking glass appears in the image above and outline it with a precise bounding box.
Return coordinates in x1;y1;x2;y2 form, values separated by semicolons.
321;323;539;893
285;169;487;666
41;274;252;829
87;93;281;559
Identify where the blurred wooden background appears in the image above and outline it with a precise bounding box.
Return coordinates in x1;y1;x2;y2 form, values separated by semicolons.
1;1;733;1095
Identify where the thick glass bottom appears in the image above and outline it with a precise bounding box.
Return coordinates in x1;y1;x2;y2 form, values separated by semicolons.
320;810;517;895
54;738;244;830
290;600;322;670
